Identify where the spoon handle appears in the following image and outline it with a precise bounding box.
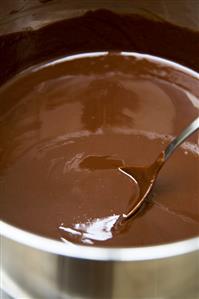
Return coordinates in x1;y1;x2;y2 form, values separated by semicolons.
164;117;199;161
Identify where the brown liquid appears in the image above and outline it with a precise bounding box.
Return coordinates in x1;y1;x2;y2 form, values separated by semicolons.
119;151;166;220
0;51;198;247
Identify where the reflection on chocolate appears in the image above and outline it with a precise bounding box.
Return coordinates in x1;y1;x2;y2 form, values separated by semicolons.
80;155;124;170
0;50;198;247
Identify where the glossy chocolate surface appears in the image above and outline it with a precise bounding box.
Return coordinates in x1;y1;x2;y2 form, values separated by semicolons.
0;11;198;247
0;52;198;246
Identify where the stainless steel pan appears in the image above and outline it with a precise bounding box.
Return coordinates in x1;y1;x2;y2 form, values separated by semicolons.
1;1;199;298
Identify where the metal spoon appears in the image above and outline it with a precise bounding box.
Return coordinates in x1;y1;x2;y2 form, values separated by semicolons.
119;117;199;221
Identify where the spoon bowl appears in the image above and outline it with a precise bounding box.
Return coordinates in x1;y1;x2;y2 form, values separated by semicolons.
119;117;199;221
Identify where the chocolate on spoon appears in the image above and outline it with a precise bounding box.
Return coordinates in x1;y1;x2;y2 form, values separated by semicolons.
60;118;199;243
119;117;199;222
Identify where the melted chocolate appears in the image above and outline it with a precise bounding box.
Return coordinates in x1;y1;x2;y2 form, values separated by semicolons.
119;152;166;220
0;10;199;247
